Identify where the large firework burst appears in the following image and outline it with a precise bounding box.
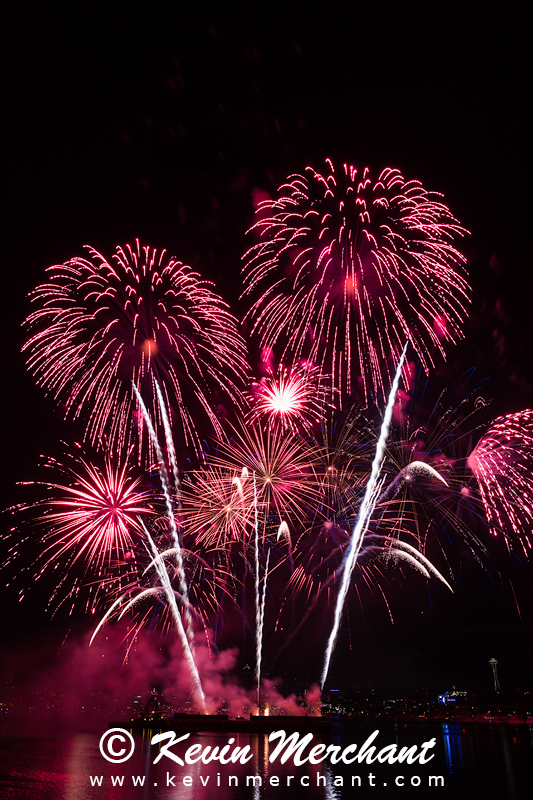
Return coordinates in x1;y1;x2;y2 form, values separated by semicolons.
23;240;249;460
4;450;153;615
242;160;470;403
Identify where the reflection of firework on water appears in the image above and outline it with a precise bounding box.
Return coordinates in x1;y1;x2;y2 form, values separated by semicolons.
249;363;331;433
23;239;248;460
242;160;470;403
468;410;533;556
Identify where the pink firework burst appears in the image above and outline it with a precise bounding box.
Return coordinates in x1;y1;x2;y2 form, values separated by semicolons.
242;160;470;403
24;240;248;460
32;453;153;572
468;410;533;555
250;364;329;432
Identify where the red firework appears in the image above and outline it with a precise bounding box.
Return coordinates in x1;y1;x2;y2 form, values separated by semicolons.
242;160;470;403
23;240;248;460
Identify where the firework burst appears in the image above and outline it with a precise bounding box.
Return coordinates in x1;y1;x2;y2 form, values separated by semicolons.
242;160;470;403
4;449;153;616
249;363;331;433
468;410;533;556
23;239;248;461
180;465;255;548
28;452;152;573
211;421;322;530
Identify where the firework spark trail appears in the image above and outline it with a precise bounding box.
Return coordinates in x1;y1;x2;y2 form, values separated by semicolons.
142;524;206;712
132;384;194;649
132;385;182;568
253;472;261;705
90;520;206;712
257;548;271;709
277;520;293;561
321;342;408;689
155;380;181;502
376;461;449;505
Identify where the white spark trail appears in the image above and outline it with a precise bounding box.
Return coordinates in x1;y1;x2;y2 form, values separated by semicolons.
141;521;206;712
321;342;408;689
155;380;181;500
256;547;271;709
133;383;195;650
133;386;188;587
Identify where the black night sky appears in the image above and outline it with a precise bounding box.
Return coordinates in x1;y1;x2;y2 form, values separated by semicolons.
1;6;532;707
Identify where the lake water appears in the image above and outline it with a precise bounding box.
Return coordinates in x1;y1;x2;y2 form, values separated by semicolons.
1;721;532;799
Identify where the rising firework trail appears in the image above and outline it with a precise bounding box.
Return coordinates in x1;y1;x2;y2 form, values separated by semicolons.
242;161;470;404
253;472;262;705
155;380;181;501
321;343;408;688
133;384;194;649
23;240;248;461
257;548;271;709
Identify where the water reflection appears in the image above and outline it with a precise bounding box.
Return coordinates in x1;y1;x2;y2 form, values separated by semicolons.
1;723;533;799
442;722;464;779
